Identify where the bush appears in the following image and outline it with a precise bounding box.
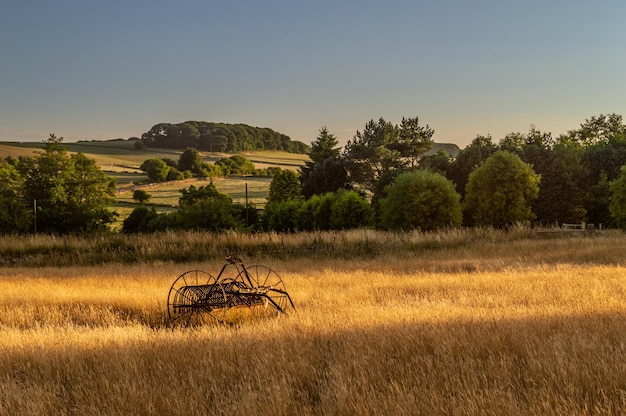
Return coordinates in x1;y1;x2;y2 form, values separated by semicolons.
463;151;540;227
380;170;462;231
330;190;374;230
122;206;159;233
263;190;373;232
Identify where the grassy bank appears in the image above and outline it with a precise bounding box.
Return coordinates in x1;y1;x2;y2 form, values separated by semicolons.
0;227;621;268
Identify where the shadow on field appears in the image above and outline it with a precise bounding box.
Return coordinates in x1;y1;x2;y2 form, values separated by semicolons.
4;310;626;415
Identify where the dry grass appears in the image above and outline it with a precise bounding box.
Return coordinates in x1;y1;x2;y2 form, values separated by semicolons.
2;235;626;415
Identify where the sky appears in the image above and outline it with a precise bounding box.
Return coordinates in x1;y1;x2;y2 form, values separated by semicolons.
1;0;625;149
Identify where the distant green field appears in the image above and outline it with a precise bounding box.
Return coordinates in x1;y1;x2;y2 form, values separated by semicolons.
0;140;308;172
116;177;272;208
112;176;271;228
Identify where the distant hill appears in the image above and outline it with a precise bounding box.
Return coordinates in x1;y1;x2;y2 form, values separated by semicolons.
140;121;310;154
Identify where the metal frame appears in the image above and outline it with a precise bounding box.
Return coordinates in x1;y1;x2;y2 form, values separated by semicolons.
167;256;295;326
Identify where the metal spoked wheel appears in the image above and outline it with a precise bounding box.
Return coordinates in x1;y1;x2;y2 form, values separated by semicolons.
234;265;295;318
167;270;226;327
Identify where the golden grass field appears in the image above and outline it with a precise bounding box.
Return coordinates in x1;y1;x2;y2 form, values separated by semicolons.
2;230;626;415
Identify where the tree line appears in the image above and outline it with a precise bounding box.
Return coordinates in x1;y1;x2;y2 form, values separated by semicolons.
139;121;310;154
2;113;626;235
263;113;626;232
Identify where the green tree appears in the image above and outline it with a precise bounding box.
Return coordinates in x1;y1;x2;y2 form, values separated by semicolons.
176;184;241;231
140;158;171;182
133;189;152;205
215;155;255;176
263;199;304;232
394;116;434;168
342;118;400;199
609;165;626;229
309;126;341;162
418;149;452;177
17;134;116;233
379;170;462;231
178;147;203;174
0;162;30;233
448;135;496;197
300;127;347;198
122;206;160;233
526;140;586;224
498;132;526;155
343;116;434;208
567;113;626;146
329;190;374;230
268;169;301;204
463;151;540;227
580;135;626;225
264;190;373;232
586;171;612;227
296;193;333;231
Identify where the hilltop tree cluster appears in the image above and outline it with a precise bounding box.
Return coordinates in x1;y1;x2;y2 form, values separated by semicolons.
140;121;309;154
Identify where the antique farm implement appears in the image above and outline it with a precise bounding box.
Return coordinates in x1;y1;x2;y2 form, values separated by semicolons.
167;256;295;326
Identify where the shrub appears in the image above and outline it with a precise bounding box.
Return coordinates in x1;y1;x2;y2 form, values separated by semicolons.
380;170;462;231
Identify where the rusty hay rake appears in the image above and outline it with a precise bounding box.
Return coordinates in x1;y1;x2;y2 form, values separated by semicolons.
167;256;295;326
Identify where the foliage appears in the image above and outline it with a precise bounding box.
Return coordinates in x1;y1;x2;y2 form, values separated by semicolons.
328;190;374;230
463;151;540;227
418;149;452;177
301;156;348;198
15;134;117;234
609;165;626;229
308;126;341;162
263;199;303;232
140;121;310;153
123;183;244;233
0;162;30;233
395;116;435;168
121;206;160;233
132;189;151;204
264;190;373;232
178;147;203;174
300;127;348;198
586;172;613;227
176;184;244;232
342;117;434;204
526;140;586;224
497;127;586;225
268;169;301;204
380;170;462;231
140;158;171;182
215;155;256;176
567;113;626;146
448;135;496;197
560;114;626;225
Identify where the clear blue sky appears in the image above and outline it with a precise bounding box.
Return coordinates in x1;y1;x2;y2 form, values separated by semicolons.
1;0;625;148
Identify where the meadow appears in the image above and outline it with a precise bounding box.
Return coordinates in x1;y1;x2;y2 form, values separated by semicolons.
2;229;626;415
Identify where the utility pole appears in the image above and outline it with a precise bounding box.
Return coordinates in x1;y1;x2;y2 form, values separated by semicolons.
33;199;37;234
245;183;249;226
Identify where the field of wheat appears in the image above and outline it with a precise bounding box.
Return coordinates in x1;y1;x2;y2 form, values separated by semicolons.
2;232;626;415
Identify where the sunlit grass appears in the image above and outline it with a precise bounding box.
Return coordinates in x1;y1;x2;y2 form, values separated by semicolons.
2;236;626;414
